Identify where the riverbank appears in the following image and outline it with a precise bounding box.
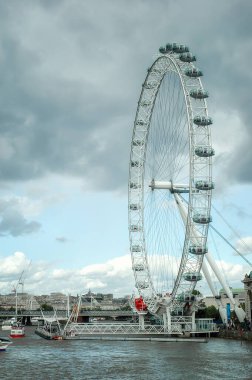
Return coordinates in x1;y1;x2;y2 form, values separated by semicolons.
64;334;208;342
218;329;252;341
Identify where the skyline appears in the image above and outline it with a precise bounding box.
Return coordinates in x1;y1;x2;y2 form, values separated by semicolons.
0;0;252;297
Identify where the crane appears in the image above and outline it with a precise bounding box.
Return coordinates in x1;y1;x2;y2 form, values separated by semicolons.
12;270;25;317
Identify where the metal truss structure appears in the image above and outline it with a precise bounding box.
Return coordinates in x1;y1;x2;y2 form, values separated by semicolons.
63;318;217;338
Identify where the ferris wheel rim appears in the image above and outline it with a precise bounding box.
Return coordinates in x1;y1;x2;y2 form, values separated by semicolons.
129;45;213;315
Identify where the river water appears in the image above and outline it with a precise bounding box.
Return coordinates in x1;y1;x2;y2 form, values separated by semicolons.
1;327;252;380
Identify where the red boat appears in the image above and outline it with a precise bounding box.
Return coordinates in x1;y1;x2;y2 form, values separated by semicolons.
10;323;25;338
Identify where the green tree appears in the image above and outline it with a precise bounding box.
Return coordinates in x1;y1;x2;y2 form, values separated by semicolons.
205;305;220;320
120;304;132;311
196;305;220;320
41;303;53;311
192;289;202;296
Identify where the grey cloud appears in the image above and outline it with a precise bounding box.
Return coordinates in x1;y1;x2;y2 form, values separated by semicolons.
0;3;135;190
0;0;251;191
56;236;68;243
0;200;41;236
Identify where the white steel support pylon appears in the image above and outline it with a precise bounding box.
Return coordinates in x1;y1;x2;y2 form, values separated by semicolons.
192;310;196;332
174;193;246;323
163;307;172;333
201;260;227;323
138;312;146;331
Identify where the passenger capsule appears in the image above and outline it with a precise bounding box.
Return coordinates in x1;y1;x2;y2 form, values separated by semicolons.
129;204;140;210
172;43;189;53
183;272;202;282
165;43;173;52
185;294;195;302
189;245;208;255
193;213;212;224
179;53;196;62
133;264;145;271
160;43;189;55
136;281;149;289
177;292;196;302
130;182;141;189
140;100;151;107
152;68;163;74
195;180;215;190
193;116;213;126
132;245;142;252
185;68;203;78
190;89;209;99
136;120;147;126
131;160;142;168
133;139;144;146
195;146;215;157
130;225;142;232
159;46;166;54
144;83;157;89
176;293;185;302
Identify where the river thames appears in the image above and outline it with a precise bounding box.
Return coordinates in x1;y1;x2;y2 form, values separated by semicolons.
1;327;252;379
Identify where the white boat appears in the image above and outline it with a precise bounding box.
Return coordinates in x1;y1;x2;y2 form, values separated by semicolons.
10;323;25;338
0;337;12;351
1;318;17;331
31;317;40;326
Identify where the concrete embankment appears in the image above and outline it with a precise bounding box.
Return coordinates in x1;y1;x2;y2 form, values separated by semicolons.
64;334;208;342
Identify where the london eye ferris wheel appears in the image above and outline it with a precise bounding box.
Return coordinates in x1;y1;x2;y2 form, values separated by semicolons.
128;43;214;317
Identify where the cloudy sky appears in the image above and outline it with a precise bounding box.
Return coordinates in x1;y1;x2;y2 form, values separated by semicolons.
0;0;251;298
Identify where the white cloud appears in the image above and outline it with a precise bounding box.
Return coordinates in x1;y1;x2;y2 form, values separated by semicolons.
85;279;106;290
79;255;132;278
0;252;134;296
0;251;29;276
200;258;250;296
215;260;246;281
0;251;248;298
212;110;244;156
52;269;70;280
32;271;47;281
80;263;109;276
236;236;252;255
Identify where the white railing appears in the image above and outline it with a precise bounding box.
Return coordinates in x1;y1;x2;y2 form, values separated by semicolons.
64;323;168;336
195;318;217;332
63;318;217;337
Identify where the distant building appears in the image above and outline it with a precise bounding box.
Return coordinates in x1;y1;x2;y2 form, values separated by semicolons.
0;293;40;310
219;287;246;304
203;288;246;309
0;291;129;311
242;271;252;323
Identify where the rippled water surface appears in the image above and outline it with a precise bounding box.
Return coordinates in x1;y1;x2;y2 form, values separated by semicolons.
1;327;252;379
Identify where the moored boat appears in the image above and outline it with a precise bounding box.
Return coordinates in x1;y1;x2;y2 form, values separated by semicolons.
1;317;17;331
35;327;63;340
35;317;64;340
0;337;12;351
10;323;25;338
34;308;68;340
